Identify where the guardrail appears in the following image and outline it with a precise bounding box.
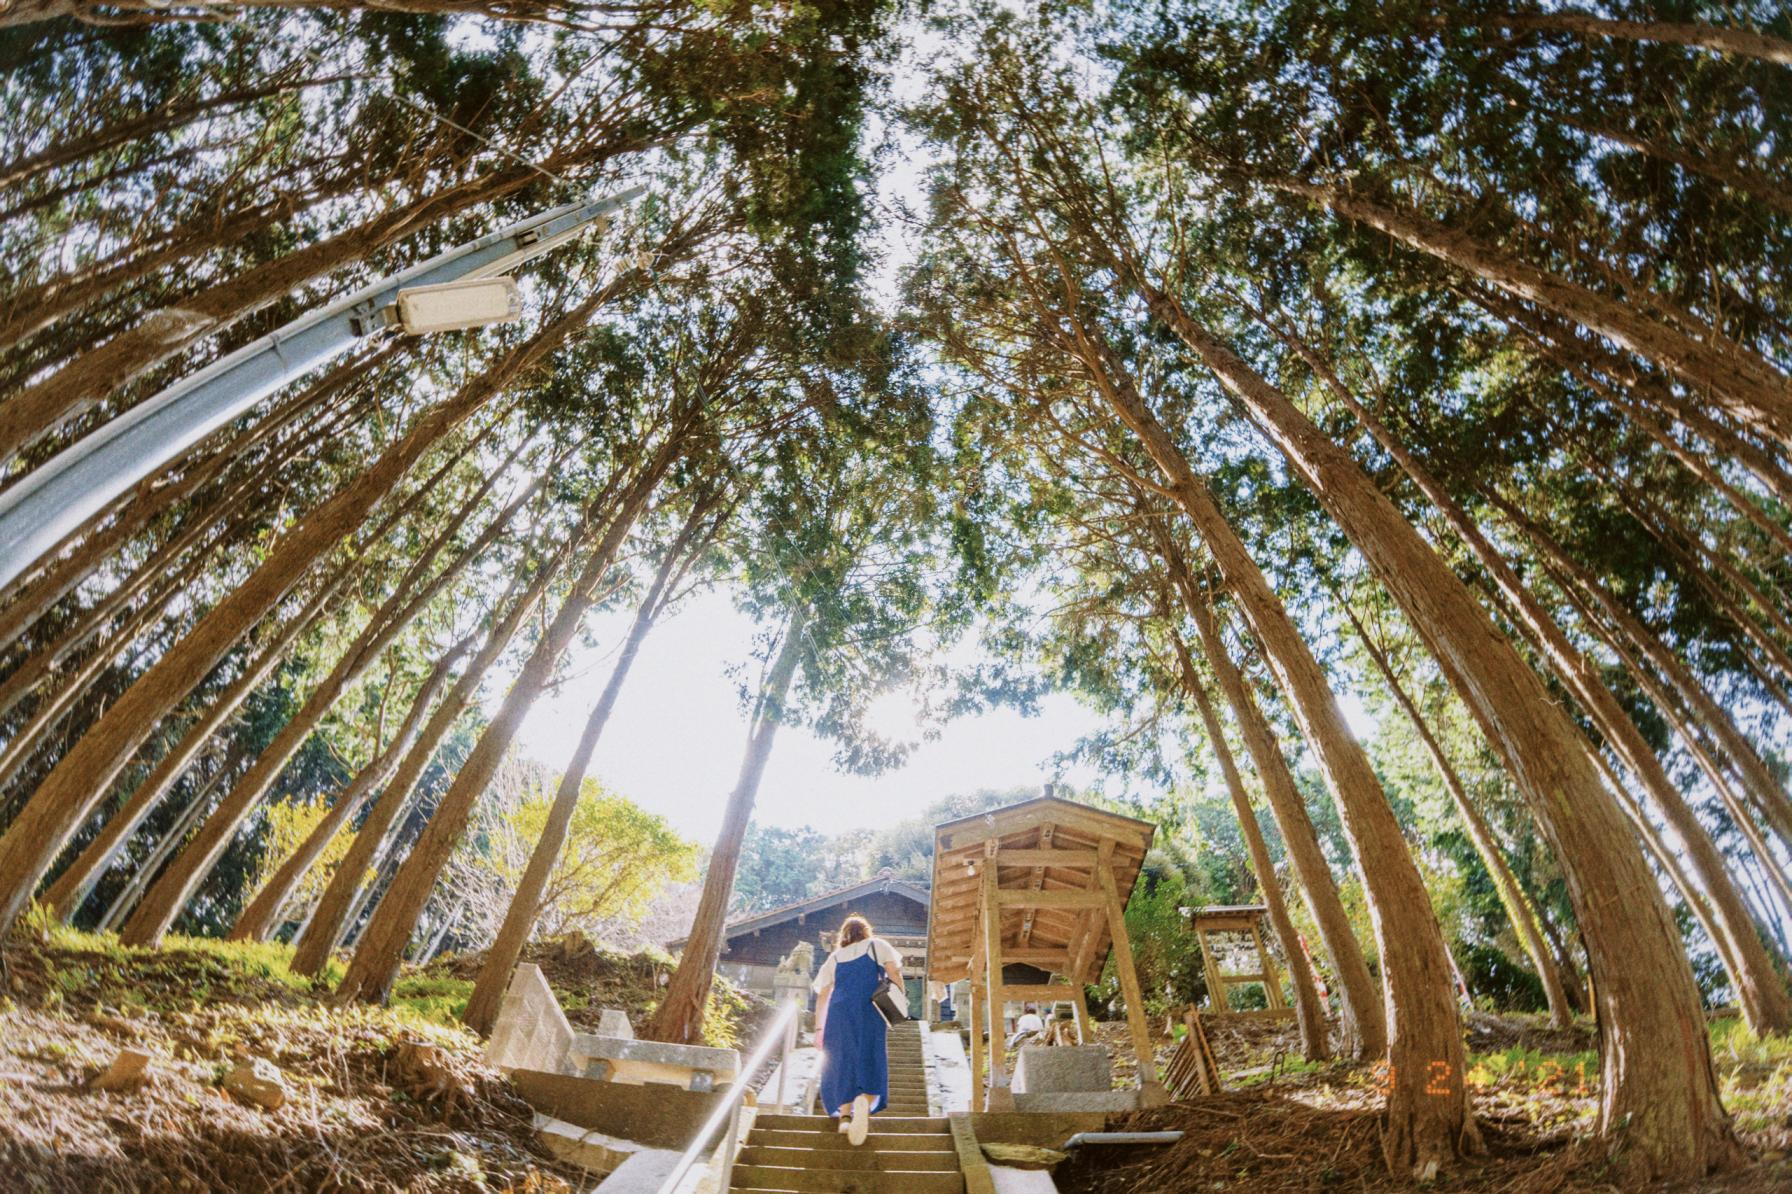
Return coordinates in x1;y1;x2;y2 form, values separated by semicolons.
656;996;803;1194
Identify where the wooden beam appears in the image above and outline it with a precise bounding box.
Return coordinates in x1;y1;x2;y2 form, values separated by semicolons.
1064;839;1114;984
998;983;1081;1002
981;862;1011;1108
1016;823;1053;947
995;889;1107;909
938;803;1153;854
1099;863;1168;1106
988;847;1100;868
1001;948;1073;967
1250;922;1286;1011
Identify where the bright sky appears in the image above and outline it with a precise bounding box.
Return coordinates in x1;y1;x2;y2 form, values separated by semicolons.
510;588;1106;841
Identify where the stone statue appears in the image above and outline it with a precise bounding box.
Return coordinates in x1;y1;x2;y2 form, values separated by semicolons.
777;939;815;977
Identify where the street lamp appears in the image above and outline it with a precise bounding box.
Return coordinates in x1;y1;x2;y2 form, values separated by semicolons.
0;185;644;593
393;277;524;335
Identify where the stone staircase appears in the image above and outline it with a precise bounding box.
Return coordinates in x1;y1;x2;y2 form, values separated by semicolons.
730;1114;962;1192
729;1021;960;1192
882;1019;931;1116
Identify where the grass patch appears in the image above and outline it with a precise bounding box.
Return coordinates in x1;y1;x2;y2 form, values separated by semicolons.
1466;1044;1599;1093
392;975;475;1026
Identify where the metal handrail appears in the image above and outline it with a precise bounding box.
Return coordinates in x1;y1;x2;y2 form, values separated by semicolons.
656;997;802;1194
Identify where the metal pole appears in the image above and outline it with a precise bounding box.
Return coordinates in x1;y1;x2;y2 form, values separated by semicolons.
715;1095;744;1193
0;186;644;593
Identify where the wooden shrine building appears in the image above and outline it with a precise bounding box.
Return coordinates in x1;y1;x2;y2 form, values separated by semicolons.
925;794;1166;1109
667;868;931;1004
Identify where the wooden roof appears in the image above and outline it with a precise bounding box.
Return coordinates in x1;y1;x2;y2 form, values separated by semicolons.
925;796;1156;986
667;869;930;950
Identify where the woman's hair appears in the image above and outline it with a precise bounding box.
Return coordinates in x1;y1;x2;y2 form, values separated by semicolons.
837;915;873;950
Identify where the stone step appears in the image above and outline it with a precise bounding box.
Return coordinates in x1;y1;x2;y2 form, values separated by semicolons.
755;1114;946;1134
731;1164;964;1193
738;1146;960;1172
749;1129;954;1153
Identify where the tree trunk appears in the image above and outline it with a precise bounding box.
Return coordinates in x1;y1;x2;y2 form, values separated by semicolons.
44;557;357;920
1483;12;1792;67
1342;603;1574;1027
1271;179;1792;450
1492;493;1792;851
0;70;343;194
1066;330;1471;1171
461;498;711;1034
227;640;475;942
1561;119;1792;218
334;430;684;1003
0;294;603;940
1131;280;1736;1177
289;560;562;978
1159;532;1386;1059
1277;312;1791;1034
0;174;371;359
0;154;556;461
0;541;218;795
118;437;534;946
646;605;807;1045
1169;631;1330;1059
1537;563;1792;915
92;745;241;933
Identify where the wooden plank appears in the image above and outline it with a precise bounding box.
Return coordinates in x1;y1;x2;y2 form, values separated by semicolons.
995;889;1107;909
949;1115;998;1194
1190;916;1263;932
1197;927;1229;1012
988;847;1100;868
1064;839;1114;984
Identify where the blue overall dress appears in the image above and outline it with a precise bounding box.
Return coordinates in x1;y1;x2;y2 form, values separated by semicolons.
819;947;889;1116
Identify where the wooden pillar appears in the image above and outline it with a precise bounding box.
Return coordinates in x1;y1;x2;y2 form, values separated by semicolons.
1251;921;1286;1010
982;861;1014;1110
967;973;984;1109
1196;924;1229;1012
1099;864;1168;1106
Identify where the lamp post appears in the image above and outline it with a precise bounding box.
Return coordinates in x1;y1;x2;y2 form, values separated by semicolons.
0;185;644;593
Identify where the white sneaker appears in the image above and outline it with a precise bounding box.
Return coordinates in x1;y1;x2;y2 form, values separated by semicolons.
848;1095;869;1146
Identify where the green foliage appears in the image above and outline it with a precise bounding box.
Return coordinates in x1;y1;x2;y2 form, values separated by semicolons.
1105;857;1207;1015
480;778;698;939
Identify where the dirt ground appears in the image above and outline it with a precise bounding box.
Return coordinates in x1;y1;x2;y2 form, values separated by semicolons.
0;929;616;1193
3;927;1787;1192
1057;1014;1792;1193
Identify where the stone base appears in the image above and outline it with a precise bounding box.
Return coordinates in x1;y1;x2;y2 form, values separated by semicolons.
571;1035;739;1091
592;1147;686;1193
1013;1045;1111;1095
534;1114;649;1174
510;1069;728;1149
1012;1091;1140;1113
487;965;576;1076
